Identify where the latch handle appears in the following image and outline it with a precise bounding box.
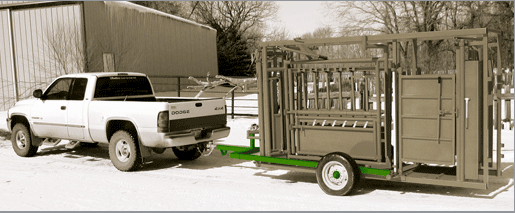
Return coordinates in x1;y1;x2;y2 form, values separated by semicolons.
465;98;470;129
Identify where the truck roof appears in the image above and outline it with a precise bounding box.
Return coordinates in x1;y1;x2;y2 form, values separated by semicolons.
59;72;147;78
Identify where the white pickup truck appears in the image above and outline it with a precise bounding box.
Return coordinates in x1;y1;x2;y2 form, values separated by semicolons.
6;72;230;171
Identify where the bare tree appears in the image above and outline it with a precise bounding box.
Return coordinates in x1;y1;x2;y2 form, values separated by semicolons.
189;1;278;76
326;1;513;72
264;26;291;42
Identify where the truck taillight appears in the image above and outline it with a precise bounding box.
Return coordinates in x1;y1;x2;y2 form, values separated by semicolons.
157;111;169;132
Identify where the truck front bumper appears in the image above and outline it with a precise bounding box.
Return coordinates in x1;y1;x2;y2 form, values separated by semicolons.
162;127;230;147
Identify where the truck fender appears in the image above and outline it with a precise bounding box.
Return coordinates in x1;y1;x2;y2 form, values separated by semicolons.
105;118;151;160
10;114;43;146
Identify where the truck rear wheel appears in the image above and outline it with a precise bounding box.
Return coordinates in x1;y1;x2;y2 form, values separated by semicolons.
316;153;360;196
109;130;141;171
171;144;203;160
11;123;39;157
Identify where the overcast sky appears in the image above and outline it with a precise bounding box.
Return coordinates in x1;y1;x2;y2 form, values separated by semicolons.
271;1;338;37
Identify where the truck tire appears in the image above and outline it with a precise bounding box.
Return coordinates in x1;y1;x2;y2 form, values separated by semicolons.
316;153;360;196
171;144;202;160
109;130;141;171
11;123;39;157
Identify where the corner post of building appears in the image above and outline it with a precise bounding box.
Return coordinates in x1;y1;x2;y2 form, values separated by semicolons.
7;9;19;103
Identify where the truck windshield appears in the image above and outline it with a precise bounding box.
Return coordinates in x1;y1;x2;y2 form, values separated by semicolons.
94;76;153;98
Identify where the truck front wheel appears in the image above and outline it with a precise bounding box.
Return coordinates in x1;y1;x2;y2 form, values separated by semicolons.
11;123;39;157
109;130;141;171
171;143;204;160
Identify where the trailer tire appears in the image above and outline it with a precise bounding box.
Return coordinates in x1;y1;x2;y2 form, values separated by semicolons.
109;130;141;171
11;123;39;157
316;153;360;196
172;144;202;160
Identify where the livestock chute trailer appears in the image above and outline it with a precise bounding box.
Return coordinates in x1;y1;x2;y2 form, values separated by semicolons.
217;28;507;196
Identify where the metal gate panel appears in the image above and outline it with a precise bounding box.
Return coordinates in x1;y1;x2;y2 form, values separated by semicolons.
399;75;456;165
296;127;378;160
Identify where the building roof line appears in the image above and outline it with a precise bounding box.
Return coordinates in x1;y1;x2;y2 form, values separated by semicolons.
105;1;216;32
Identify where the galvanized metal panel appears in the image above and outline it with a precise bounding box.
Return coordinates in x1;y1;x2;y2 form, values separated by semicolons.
297;128;377;160
399;75;456;165
464;61;483;180
83;1;218;92
0;9;15;110
10;4;83;102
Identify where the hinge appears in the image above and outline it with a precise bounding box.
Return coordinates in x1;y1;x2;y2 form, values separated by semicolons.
455;108;459;118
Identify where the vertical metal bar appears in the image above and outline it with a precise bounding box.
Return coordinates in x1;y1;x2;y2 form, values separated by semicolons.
398;74;403;175
269;78;276;151
350;70;355;110
302;70;307;109
457;40;466;182
364;77;369;111
326;70;331;109
437;77;442;144
263;48;272;157
231;90;234;119
495;33;503;176
411;39;418;75
296;71;302;110
394;41;400;172
481;36;489;185
7;9;19;103
375;60;381;162
384;45;392;166
287;67;294;155
313;70;319;109
177;77;181;97
338;71;343;110
257;47;265;157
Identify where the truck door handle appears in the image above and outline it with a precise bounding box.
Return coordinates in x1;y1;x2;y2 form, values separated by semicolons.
61;106;66;110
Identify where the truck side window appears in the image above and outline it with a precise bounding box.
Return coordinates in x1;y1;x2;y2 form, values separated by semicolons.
69;78;88;100
44;78;73;100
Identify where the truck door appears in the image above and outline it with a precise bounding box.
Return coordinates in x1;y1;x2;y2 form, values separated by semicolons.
31;78;72;139
399;75;456;165
66;78;88;140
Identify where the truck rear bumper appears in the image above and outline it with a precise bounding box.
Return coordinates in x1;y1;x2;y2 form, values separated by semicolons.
162;127;230;147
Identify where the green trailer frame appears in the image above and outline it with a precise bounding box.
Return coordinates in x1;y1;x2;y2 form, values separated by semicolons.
217;28;506;195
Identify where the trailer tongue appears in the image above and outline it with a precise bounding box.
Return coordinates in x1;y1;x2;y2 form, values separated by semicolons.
217;28;507;196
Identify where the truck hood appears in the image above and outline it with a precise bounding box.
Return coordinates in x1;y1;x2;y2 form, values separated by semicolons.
12;98;37;108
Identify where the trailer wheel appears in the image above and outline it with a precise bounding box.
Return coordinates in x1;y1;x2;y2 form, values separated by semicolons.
11;123;39;157
172;144;203;160
316;153;360;196
109;130;141;171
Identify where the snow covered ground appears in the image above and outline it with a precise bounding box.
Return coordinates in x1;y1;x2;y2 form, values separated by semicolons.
0;98;513;210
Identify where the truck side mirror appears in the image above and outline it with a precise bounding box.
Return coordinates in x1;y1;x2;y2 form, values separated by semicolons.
33;89;43;99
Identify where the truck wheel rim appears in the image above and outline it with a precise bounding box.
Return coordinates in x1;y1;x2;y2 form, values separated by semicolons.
115;140;131;162
322;161;348;190
15;131;27;149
